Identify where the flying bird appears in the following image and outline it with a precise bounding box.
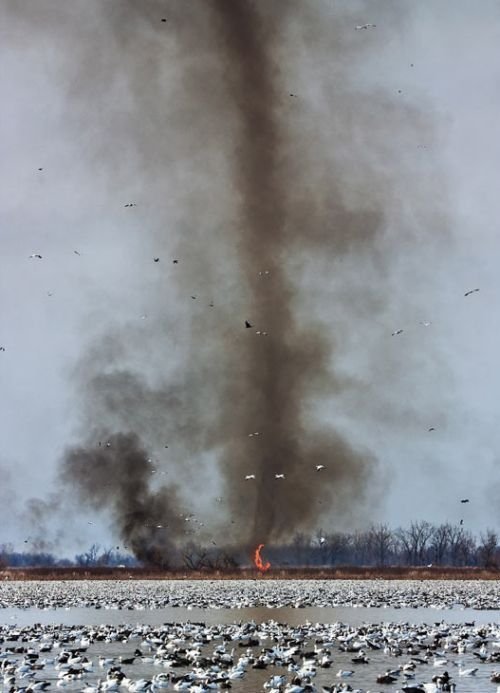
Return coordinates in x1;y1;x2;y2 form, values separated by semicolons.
460;499;470;503
0;347;5;352
464;288;479;297
124;203;137;207
355;23;376;30
37;167;43;171
245;474;256;480
428;427;435;432
74;250;81;256
173;259;178;264
392;329;403;336
245;320;252;328
275;473;285;479
154;258;160;262
28;254;42;259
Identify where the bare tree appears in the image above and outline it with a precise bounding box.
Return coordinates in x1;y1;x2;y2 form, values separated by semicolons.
291;532;309;565
324;532;352;566
430;523;451;565
98;547;114;566
396;521;434;565
212;550;239;570
478;529;498;568
448;525;476;566
351;530;371;565
75;543;101;567
182;542;212;571
369;524;394;566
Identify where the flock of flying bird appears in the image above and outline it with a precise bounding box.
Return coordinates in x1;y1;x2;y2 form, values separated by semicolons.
4;176;481;522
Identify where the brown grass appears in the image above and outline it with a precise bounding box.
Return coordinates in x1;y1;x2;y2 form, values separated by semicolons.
0;566;498;581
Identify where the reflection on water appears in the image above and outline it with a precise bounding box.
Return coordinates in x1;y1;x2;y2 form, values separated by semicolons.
3;604;500;627
2;607;499;692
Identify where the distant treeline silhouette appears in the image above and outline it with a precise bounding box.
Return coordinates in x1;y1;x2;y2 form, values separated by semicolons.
0;522;498;569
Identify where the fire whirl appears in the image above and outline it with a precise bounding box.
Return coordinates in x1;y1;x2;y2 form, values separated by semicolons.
254;543;271;572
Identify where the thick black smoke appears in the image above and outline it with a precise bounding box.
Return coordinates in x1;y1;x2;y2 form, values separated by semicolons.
207;1;377;542
6;0;439;562
62;432;184;566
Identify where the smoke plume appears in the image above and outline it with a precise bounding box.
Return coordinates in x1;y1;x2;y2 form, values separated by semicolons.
5;0;441;561
208;1;377;541
63;432;184;566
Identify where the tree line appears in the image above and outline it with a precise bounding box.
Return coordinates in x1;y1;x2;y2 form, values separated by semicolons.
273;522;499;568
0;522;498;569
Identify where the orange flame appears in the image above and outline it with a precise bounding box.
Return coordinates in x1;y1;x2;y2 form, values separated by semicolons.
254;543;271;572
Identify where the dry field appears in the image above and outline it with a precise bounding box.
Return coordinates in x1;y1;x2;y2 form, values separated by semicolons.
1;565;498;580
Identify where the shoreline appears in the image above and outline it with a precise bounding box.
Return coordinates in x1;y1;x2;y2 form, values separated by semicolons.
1;565;499;580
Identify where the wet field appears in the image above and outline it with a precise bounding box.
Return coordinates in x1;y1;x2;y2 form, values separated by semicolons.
1;580;499;692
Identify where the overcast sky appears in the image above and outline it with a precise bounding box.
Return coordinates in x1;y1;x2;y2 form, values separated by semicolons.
1;0;500;556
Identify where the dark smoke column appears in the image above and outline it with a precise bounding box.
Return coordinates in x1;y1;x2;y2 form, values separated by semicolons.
210;1;375;543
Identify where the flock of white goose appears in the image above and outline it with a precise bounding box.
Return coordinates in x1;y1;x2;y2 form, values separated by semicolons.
0;580;499;692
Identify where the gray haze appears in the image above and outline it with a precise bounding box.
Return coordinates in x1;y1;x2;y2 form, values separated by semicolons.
1;0;499;557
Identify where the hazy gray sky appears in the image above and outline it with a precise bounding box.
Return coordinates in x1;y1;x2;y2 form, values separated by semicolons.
1;0;499;556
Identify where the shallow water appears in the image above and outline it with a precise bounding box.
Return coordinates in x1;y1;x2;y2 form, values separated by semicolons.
1;581;499;692
2;608;500;692
3;604;500;627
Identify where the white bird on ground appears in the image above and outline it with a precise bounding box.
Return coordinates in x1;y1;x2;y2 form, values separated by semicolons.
245;474;256;480
458;666;478;676
275;474;285;479
316;465;325;471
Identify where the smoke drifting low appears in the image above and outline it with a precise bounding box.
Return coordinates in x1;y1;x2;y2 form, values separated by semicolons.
5;0;444;562
63;432;184;566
